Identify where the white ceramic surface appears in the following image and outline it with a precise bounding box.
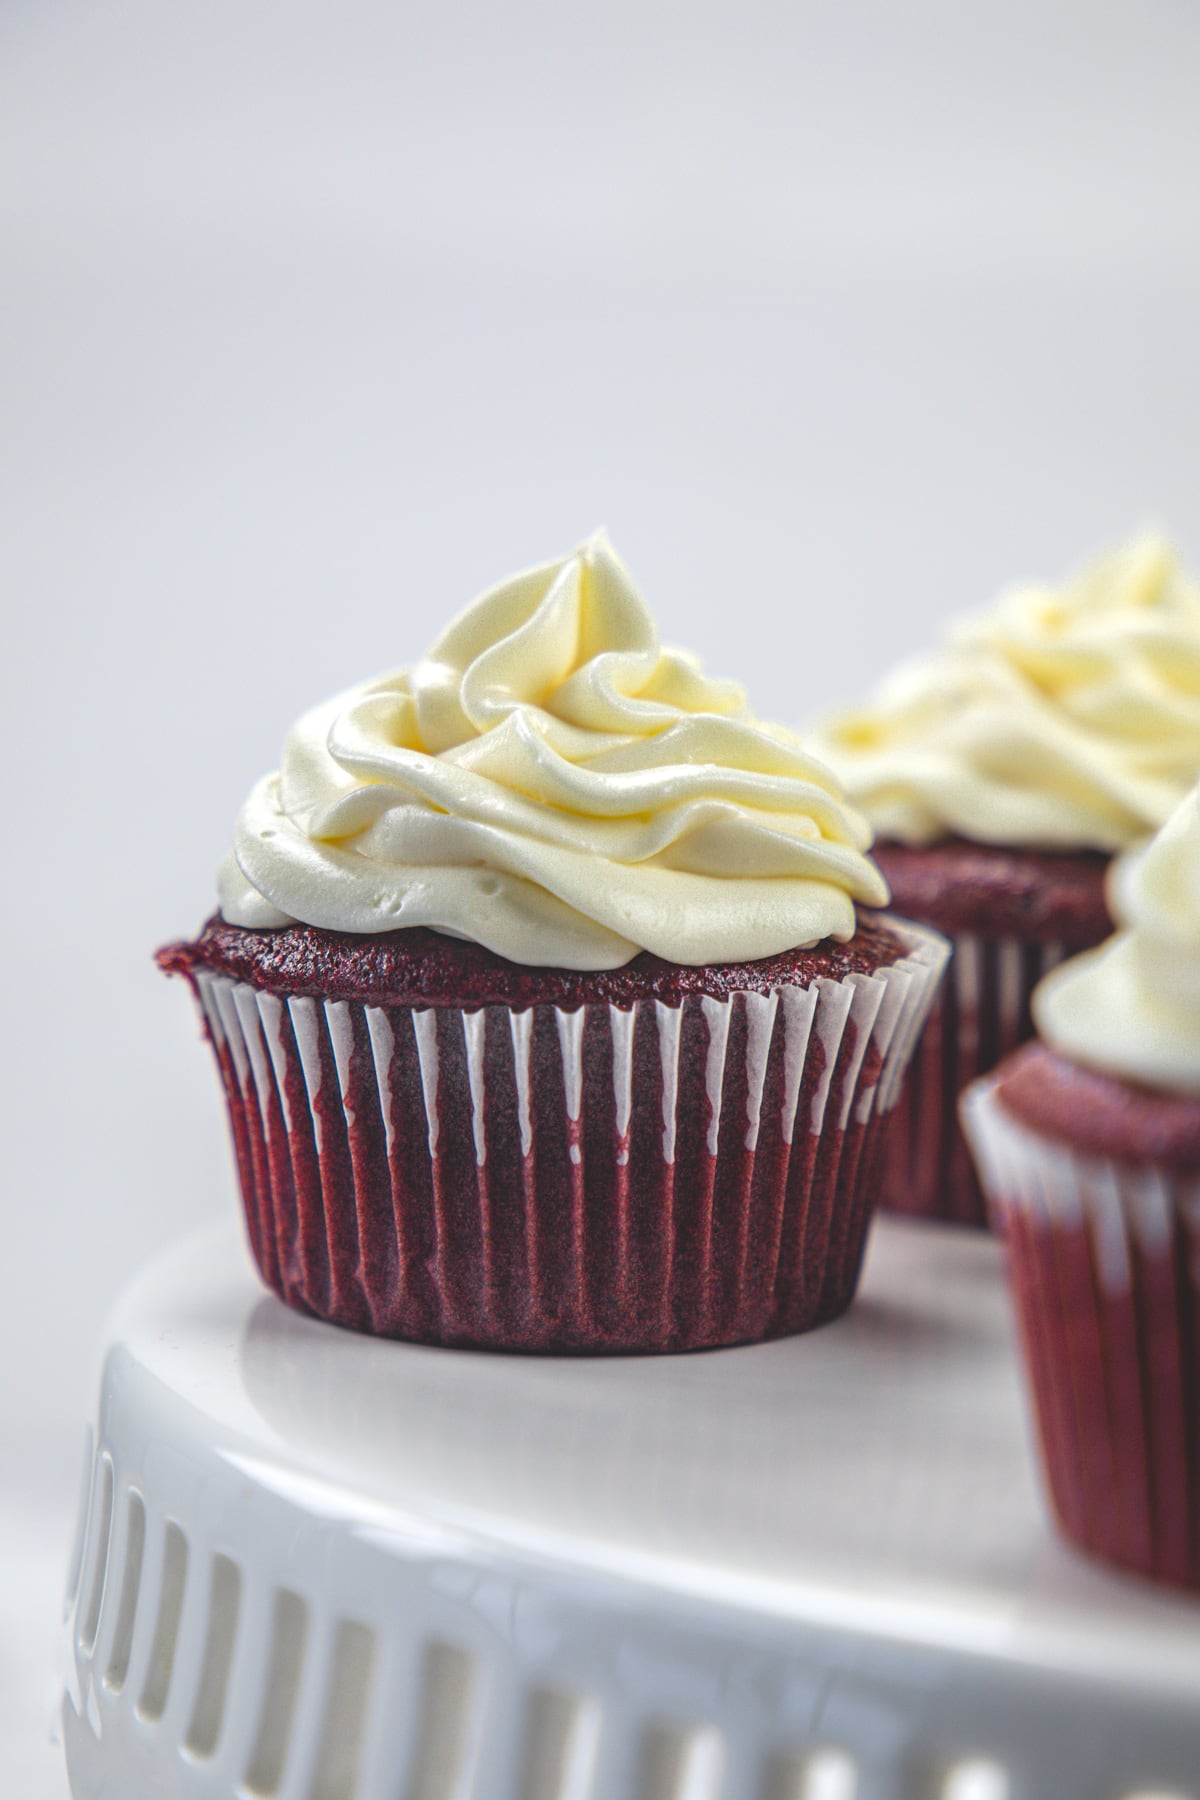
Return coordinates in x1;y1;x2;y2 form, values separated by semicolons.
62;1218;1200;1800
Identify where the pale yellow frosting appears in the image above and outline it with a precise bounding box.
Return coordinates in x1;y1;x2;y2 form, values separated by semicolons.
813;533;1200;851
220;533;887;968
1034;784;1200;1095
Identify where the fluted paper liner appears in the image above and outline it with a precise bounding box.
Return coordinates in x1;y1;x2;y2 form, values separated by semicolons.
882;934;1080;1228
190;921;946;1353
962;1076;1200;1589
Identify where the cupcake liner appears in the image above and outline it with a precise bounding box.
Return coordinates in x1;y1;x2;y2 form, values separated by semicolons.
881;932;1074;1228
962;1076;1200;1589
189;921;946;1353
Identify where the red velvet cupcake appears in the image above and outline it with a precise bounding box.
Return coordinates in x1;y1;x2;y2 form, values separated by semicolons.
160;533;946;1352
962;787;1200;1589
813;533;1200;1225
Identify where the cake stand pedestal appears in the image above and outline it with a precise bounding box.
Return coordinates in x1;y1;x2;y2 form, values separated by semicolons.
60;1218;1200;1800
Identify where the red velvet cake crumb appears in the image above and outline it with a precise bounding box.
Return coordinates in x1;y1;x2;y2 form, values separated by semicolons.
873;839;1111;944
158;911;907;1008
994;1041;1200;1168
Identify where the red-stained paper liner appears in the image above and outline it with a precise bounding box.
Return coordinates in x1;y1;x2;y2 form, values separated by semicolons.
188;921;945;1353
962;1076;1200;1590
882;933;1076;1228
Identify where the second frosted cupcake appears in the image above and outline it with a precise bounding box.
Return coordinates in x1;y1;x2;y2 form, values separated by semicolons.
813;533;1200;1225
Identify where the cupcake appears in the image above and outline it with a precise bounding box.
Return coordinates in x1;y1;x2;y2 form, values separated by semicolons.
160;532;946;1353
962;786;1200;1588
813;532;1200;1226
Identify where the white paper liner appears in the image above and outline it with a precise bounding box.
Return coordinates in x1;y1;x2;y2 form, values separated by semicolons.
189;917;947;1351
882;932;1073;1227
961;1073;1200;1588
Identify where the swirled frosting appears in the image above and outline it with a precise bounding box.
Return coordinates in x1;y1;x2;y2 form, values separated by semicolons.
1034;784;1200;1094
220;533;887;969
812;533;1200;851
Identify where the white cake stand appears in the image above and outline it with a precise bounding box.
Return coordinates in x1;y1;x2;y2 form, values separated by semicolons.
60;1217;1200;1800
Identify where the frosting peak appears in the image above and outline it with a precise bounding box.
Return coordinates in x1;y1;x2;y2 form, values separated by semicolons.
1034;784;1200;1095
221;533;887;968
813;532;1200;852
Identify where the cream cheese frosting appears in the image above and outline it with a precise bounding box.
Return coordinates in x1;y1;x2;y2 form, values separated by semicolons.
1034;784;1200;1095
812;533;1200;852
220;532;887;969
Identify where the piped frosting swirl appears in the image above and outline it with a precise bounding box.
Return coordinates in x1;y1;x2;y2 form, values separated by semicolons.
813;533;1200;851
220;533;887;969
1034;783;1200;1096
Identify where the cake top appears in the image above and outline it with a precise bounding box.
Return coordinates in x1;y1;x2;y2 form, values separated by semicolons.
219;532;887;970
1034;782;1200;1096
812;532;1200;852
163;911;908;1009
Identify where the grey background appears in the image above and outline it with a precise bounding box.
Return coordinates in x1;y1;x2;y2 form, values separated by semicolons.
4;1;1200;1790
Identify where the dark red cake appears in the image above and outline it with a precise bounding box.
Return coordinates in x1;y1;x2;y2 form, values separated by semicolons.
994;1040;1200;1167
871;839;1112;1227
162;912;907;1008
159;913;945;1354
873;841;1111;944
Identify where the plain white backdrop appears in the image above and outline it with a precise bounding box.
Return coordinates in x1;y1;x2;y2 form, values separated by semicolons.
5;2;1200;1791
